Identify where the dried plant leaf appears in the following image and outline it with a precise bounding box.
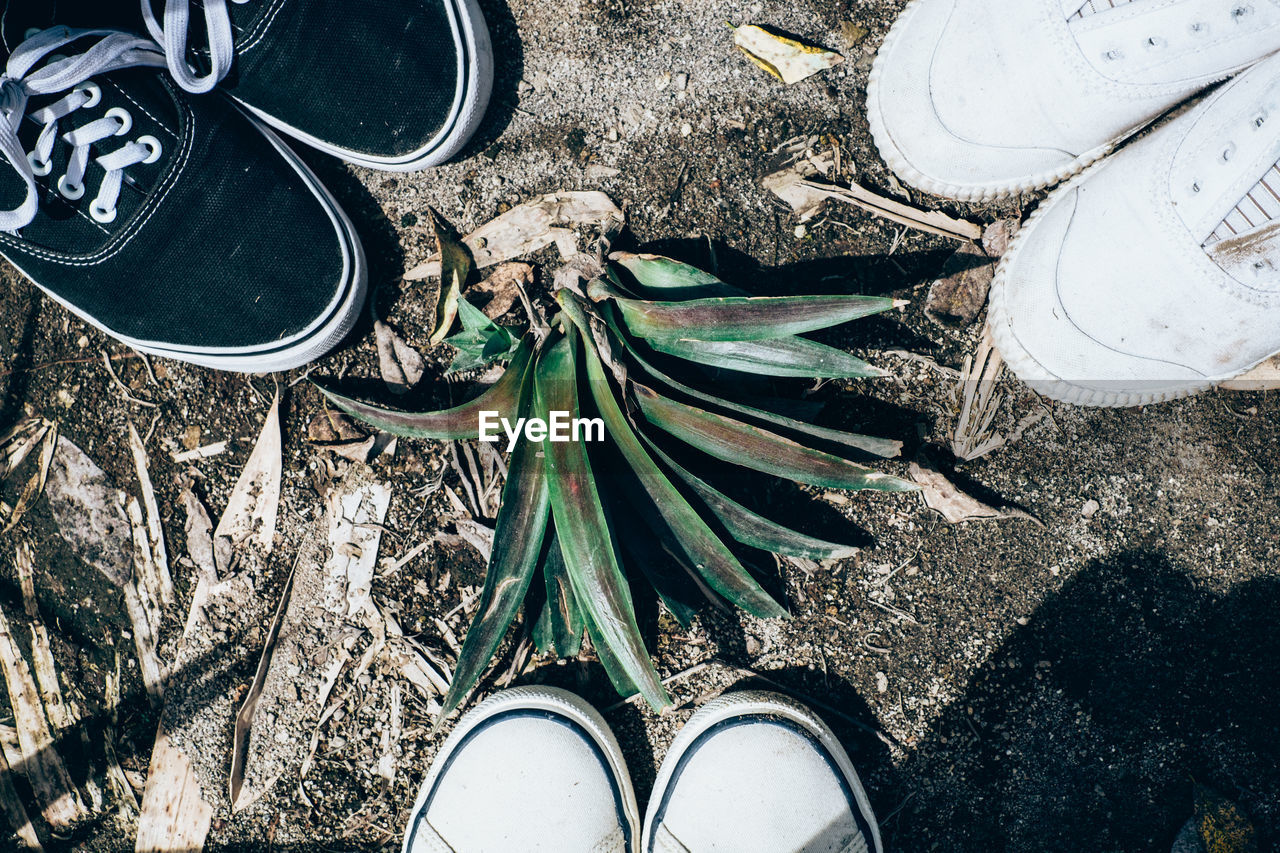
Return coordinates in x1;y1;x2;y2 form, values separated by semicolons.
473;261;533;319
229;561;298;812
3;422;58;534
925;242;995;327
44;435;132;586
0;743;41;849
908;455;1038;525
429;210;472;345
215;394;282;555
0;416;50;482
375;319;426;394
405;192;623;280
952;328;1008;461
127;423;173;606
322;477;392;623
731;24;844;85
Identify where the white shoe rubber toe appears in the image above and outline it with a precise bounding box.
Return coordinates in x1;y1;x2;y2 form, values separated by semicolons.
641;691;882;853
404;687;639;853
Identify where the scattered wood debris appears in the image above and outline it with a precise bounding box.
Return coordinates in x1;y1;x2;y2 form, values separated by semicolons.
730;24;843;85
473;262;533;320
169;441;228;463
0;604;88;828
404;192;624;280
908;454;1038;525
0;415;57;533
952;329;1009;461
763;154;982;241
0;742;40;850
134;726;213;853
43;435;132;585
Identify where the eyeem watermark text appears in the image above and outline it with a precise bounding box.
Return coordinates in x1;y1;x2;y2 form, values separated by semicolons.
479;411;605;452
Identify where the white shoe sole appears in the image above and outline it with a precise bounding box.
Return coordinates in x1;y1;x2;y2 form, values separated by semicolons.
235;0;494;172
2;115;367;374
987;166;1217;407
404;686;641;853
641;690;883;853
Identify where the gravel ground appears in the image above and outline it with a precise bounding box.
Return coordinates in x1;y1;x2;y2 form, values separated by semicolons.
0;0;1277;851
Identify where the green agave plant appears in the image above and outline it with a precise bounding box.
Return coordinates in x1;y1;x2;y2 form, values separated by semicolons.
320;252;917;718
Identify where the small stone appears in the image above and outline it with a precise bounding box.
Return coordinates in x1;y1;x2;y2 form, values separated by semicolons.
1081;499;1100;519
746;636;761;656
679;122;692;137
182;425;202;451
76;335;89;348
655;72;672;91
794;224;807;238
674;72;688;91
840;21;869;49
874;672;888;693
982;218;1020;258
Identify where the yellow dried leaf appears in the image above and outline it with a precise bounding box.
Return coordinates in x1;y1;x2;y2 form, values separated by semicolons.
732;24;844;85
429;210;472;345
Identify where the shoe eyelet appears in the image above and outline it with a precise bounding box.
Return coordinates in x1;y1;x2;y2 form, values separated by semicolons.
1103;48;1123;61
1222;142;1237;162
1232;5;1253;20
57;175;85;200
27;152;52;177
1190;21;1208;35
1145;36;1167;49
136;135;163;164
89;199;117;224
1191;181;1202;193
73;81;102;109
1256;110;1269;128
105;107;132;135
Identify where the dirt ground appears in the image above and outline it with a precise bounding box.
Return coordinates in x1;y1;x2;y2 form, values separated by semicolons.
0;0;1277;851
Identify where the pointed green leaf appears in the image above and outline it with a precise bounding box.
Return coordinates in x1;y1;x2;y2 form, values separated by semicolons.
648;335;887;379
641;437;859;561
445;300;521;375
609;253;745;298
585;619;640;699
437;377;550;720
589;278;896;342
633;382;917;493
577;326;786;619
536;332;671;711
317;337;534;440
532;599;555;655
600;304;901;458
543;532;584;657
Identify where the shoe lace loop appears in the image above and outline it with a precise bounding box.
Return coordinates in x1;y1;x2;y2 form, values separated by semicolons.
142;0;251;95
0;27;167;232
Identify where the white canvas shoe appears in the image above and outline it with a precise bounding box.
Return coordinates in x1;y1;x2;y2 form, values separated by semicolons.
988;50;1280;407
868;0;1280;201
641;692;882;853
402;687;640;852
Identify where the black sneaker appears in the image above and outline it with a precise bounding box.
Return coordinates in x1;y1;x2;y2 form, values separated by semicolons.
0;19;365;372
139;0;494;171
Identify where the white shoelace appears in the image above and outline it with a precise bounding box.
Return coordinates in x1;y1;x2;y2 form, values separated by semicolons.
0;27;168;232
142;0;251;95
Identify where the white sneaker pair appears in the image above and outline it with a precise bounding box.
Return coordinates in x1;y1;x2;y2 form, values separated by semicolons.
868;0;1280;406
401;688;882;853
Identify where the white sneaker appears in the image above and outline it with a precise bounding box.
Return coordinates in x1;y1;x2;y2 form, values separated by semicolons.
988;50;1280;406
641;692;882;853
402;687;639;852
867;0;1280;201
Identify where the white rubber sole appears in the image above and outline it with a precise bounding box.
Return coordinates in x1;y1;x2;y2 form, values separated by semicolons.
2;115;366;374
866;0;1132;203
404;686;641;853
236;0;494;172
641;690;883;853
987;167;1215;407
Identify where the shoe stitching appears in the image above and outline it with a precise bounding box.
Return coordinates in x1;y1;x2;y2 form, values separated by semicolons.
235;0;290;56
0;91;196;266
47;191;113;236
107;79;180;142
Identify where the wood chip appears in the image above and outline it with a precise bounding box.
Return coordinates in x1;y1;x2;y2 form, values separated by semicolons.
374;319;427;395
0;605;87;828
0;743;40;850
134;725;212;853
952;328;1008;461
169;441;228;463
128;423;173;606
404;192;623;279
